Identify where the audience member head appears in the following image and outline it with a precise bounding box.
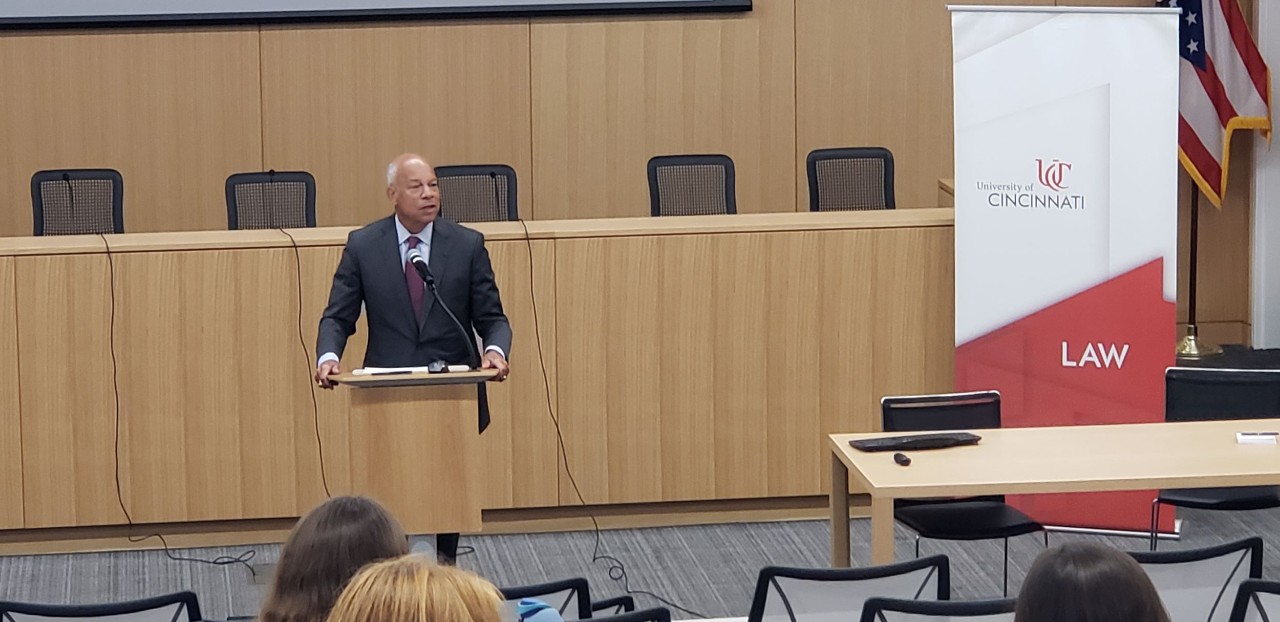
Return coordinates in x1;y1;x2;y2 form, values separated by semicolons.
326;554;503;622
386;153;440;233
261;495;410;622
1015;542;1170;622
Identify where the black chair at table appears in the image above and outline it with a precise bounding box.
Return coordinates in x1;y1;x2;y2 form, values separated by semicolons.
647;154;737;216
880;391;1046;596
435;164;519;222
1150;368;1280;550
226;170;316;230
31;168;124;235
806;147;895;212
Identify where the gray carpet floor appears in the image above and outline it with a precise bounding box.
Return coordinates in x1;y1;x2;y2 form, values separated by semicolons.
0;508;1277;620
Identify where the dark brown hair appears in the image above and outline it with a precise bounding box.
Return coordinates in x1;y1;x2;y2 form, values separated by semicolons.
260;496;410;622
1015;542;1171;622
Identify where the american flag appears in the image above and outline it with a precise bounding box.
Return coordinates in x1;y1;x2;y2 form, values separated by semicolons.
1157;0;1270;206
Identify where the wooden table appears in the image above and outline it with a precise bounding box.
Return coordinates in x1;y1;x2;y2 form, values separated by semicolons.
829;419;1280;566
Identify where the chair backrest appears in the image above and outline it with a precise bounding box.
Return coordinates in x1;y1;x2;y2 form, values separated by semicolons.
226;170;316;230
806;148;896;212
1129;537;1264;622
435;164;518;222
0;592;201;622
859;597;1015;622
647;154;737;216
31;168;124;235
881;391;1001;433
500;578;592;621
746;556;950;622
1165;367;1280;422
591;596;636;617
1227;579;1280;622
588;609;671;622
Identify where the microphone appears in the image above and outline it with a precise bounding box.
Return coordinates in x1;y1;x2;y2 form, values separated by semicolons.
407;247;432;285
489;171;502;219
62;172;77;220
406;247;482;370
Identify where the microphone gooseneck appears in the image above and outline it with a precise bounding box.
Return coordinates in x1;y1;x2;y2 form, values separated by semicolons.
489;171;502;220
62;172;77;220
407;246;482;370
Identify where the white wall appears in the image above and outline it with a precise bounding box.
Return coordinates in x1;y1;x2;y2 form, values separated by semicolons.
1252;0;1280;347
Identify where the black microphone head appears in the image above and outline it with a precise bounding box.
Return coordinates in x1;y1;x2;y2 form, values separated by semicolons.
61;172;70;181
407;247;426;265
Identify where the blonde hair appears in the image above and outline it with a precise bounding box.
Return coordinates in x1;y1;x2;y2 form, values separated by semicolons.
326;555;503;622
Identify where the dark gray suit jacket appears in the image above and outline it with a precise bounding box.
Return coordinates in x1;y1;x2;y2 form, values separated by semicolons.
317;215;513;431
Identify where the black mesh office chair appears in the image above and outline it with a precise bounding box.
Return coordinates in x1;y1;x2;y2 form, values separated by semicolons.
1151;368;1280;550
226;170;316;230
0;592;201;622
806;148;896;211
1130;537;1263;622
647;154;737;216
859;597;1016;622
436;164;518;222
31;168;124;235
1227;579;1280;622
499;577;634;621
747;557;950;622
881;391;1046;597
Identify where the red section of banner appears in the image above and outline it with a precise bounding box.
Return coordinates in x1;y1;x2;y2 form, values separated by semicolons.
956;259;1176;532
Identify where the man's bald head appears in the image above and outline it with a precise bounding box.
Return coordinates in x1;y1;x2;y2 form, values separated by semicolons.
387;153;430;186
385;153;440;233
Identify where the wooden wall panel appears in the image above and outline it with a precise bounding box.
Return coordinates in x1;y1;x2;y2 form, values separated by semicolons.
0;258;23;529
259;23;534;226
298;246;360;501
531;0;796;220
795;0;1051;211
16;254;126;527
481;240;560;509
554;226;955;504
870;228;956;406
0;29;263;237
111;249;318;523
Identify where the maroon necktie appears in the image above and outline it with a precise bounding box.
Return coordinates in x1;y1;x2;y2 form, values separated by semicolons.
404;235;424;321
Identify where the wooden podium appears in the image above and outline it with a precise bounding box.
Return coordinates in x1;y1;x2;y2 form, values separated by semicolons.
330;369;496;535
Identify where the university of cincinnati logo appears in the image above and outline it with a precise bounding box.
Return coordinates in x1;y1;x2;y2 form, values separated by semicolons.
974;158;1087;210
1036;158;1071;192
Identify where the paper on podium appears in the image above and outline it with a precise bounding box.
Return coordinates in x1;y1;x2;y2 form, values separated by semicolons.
353;366;432;375
353;365;472;375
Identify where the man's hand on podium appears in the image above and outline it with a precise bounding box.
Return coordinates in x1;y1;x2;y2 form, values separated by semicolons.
315;360;341;389
482;350;510;381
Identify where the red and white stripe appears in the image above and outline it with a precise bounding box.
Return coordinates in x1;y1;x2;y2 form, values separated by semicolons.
1179;0;1271;205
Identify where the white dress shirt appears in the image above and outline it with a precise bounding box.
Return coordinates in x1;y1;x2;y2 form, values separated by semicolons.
317;217;504;367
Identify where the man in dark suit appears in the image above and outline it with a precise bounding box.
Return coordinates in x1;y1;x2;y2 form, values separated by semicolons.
314;152;512;563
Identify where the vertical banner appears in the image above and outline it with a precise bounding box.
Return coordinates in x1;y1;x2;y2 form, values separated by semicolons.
952;6;1180;531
